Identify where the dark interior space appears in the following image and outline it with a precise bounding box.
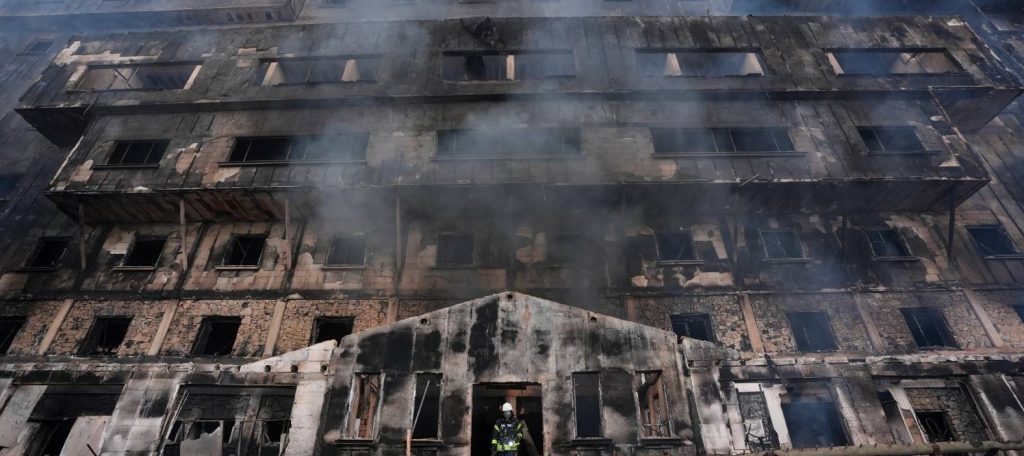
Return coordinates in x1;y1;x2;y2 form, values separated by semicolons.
472;383;543;456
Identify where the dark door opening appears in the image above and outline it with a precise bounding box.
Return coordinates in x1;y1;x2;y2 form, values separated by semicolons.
472;383;543;456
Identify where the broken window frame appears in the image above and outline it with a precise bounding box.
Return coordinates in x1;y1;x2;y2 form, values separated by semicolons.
325;235;367;267
651;127;796;156
226;134;370;164
759;229;808;261
345;372;385;440
857;127;928;155
436;233;475;266
118;235;167;269
572;372;604;439
826;49;964;75
441;50;575;82
915;411;957;443
655;230;699;263
1013;304;1024;323
780;392;851;449
670;313;715;343
260;55;382;85
863;228;914;260
258;419;291;450
411;373;443;440
966;225;1022;258
900;307;958;350
636;371;673;438
0;317;26;355
636;49;765;77
74;62;201;91
191;316;243;357
311;316;355;345
98;139;170;168
78;316;132;356
737;391;780;451
22;236;70;270
786;311;839;352
435;128;582;159
220;234;267;267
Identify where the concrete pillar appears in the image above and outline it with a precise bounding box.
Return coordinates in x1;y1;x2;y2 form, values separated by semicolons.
37;298;74;355
738;293;764;353
264;299;288;357
961;288;1005;348
852;294;886;354
147;299;181;356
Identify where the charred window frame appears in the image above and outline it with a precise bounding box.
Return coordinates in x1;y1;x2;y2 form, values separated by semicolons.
75;62;200;91
572;372;603;438
346;373;384;439
22;237;70;270
916;411;957;442
826;49;963;75
311;317;355;345
864;229;913;260
98;140;169;168
738;391;779;450
27;420;76;455
221;234;266;267
165;419;237;451
435;128;581;159
441;51;574;81
759;229;807;261
655;230;698;263
20;39;53;55
857;127;928;155
670;314;714;342
0;317;25;355
326;235;367;267
411;373;442;440
651;128;796;157
226;135;369;164
192;316;242;356
260;55;381;85
259;419;291;452
636;49;764;77
546;234;584;266
780;392;850;448
78;316;132;356
119;236;167;269
786;312;839;352
966;225;1022;258
900;307;958;349
0;174;22;199
436;233;474;266
636;371;672;438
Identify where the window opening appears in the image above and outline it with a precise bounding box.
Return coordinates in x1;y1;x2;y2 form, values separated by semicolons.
637;50;763;77
573;372;602;438
865;229;911;258
858;127;924;154
347;373;383;439
437;233;474;266
105;140;169;166
760;230;805;260
637;371;671;438
900;308;958;349
670;314;714;342
312;317;354;344
222;235;266;266
327;235;367;266
261;56;381;85
656;231;697;261
79;317;132;356
24;237;69;269
787;312;838;352
228;135;368;163
436;128;580;158
651;128;793;155
0;317;25;354
412;373;442;439
121;236;166;267
967;225;1020;257
828;50;959;75
192;316;242;356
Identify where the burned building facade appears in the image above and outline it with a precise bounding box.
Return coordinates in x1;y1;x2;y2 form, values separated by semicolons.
0;0;1023;455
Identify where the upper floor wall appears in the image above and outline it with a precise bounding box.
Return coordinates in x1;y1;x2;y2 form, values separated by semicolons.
0;0;305;28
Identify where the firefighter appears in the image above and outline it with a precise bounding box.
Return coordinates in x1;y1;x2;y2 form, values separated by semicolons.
490;402;524;456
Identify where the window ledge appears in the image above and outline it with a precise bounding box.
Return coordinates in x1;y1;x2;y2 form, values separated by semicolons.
217;160;366;167
332;439;375;447
431;264;479;270
113;266;158;271
92;164;161;170
763;258;813;264
657;260;704;266
639;437;683;447
215;265;261;271
431;155;584;161
321;265;366;270
571;438;613;448
653;151;806;158
867;150;941;156
982;254;1024;260
872;256;920;263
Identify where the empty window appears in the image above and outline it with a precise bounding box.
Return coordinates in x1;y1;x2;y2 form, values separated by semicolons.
411;373;442;439
637;371;671;438
656;231;697;261
24;237;69;269
967;225;1020;257
260;56;381;85
546;234;583;265
441;51;574;81
222;235;266;266
347;373;383;438
259;420;290;450
29;420;76;456
0;174;21;198
326;235;367;266
916;411;956;442
23;39;53;54
104;140;169;166
900;308;957;349
670;314;714;342
121;236;166;268
989;14;1024;31
573;372;602;438
637;50;763;77
865;229;911;258
192;316;242;356
0;317;25;354
652;128;794;155
1013;304;1024;323
436;234;474;266
828;50;960;75
228;135;369;163
781;399;849;448
760;230;805;260
76;63;199;90
312;317;354;344
787;312;838;352
78;317;132;356
436;128;580;158
858;127;924;154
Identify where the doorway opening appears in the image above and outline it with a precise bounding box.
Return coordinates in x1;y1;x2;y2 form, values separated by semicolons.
471;383;543;456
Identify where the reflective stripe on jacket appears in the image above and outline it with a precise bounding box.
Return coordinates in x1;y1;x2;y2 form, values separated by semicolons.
491;417;524;453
